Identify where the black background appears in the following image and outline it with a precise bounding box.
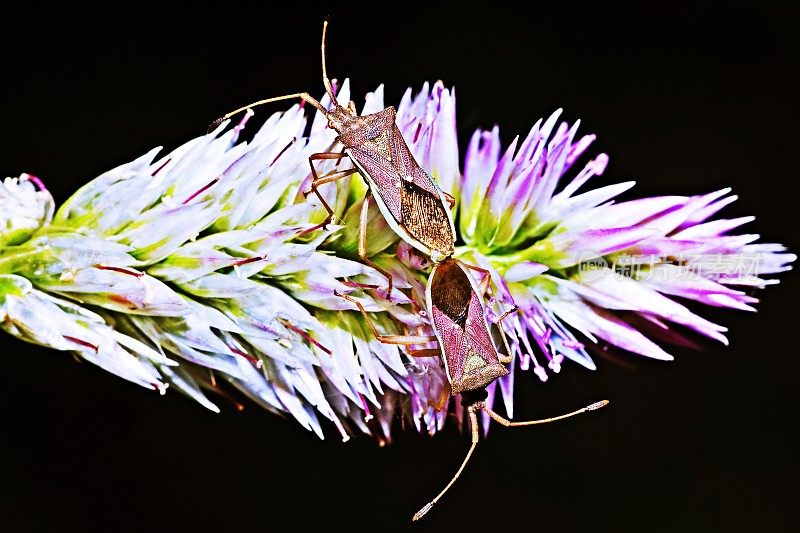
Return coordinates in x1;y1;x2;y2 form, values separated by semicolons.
1;2;798;531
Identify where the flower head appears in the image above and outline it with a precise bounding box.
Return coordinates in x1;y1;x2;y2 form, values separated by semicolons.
1;82;793;442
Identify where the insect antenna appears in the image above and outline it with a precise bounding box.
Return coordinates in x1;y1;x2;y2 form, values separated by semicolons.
412;405;481;521
320;19;339;106
412;399;610;521
482;399;609;428
207;92;327;133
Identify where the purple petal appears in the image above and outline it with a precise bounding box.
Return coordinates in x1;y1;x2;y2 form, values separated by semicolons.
549;226;657;267
575;268;729;344
552;299;674;360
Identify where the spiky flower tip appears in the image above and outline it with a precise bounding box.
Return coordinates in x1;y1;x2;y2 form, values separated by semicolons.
1;81;794;443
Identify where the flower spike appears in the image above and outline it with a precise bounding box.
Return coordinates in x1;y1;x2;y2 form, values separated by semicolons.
0;81;792;444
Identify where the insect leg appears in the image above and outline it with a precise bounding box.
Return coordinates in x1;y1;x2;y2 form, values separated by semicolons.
334;291;436;346
359;192;395;298
412;405;481;521
308;167;357;189
493;305;520;364
339;280;381;290
442;191;456;209
305;151;351;181
459;261;491;280
406;348;441;358
304;152;355;229
496;328;514;364
459;261;493;296
483;400;610;427
495;305;520;324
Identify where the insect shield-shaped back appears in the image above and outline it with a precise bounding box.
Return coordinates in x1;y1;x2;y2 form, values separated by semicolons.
425;259;508;394
340;106;456;261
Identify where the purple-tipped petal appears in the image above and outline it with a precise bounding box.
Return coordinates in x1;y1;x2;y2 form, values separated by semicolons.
505;262;549;282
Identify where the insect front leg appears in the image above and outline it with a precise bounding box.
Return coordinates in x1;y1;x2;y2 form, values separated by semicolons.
304;151;357;229
360;192;395;299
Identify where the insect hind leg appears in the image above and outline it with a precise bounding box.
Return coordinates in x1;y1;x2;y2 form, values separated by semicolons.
406;348;441;358
333;291;436;346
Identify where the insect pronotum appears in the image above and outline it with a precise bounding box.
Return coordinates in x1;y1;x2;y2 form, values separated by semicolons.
210;20;457;298
336;258;609;521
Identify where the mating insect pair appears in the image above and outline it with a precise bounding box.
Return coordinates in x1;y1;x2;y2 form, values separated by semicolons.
213;20;608;521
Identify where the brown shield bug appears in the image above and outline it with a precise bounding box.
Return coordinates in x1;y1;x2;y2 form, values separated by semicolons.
335;258;609;520
210;21;457;297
